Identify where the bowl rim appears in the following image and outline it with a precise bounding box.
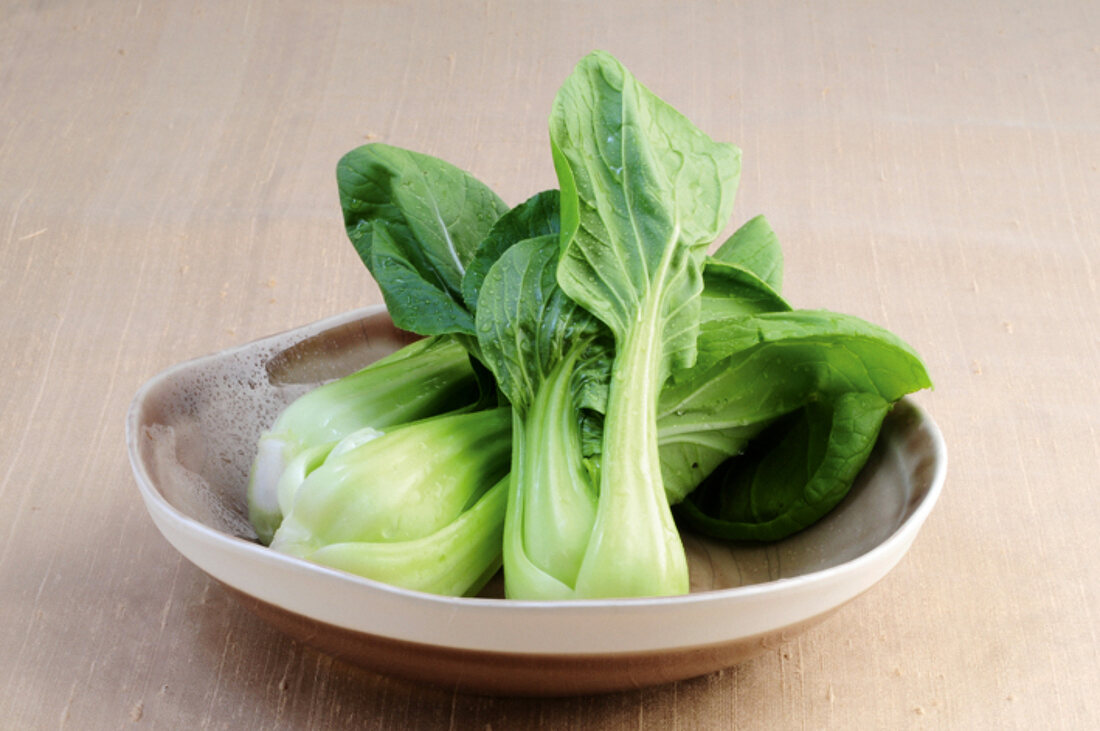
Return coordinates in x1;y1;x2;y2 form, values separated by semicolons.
126;305;947;654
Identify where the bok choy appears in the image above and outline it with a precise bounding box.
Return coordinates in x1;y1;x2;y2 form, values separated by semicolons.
245;50;932;600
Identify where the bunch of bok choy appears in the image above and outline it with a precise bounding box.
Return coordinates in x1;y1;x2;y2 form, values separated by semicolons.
246;50;931;599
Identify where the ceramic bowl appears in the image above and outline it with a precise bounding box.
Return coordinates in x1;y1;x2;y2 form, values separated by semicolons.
126;306;946;697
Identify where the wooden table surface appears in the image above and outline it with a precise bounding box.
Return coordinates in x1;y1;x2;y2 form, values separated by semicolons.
2;1;1097;728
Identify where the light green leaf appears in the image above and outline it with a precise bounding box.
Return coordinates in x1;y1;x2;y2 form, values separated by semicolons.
712;214;783;292
692;310;933;398
657;260;789;502
552;51;741;373
657;309;930;504
550;51;741;598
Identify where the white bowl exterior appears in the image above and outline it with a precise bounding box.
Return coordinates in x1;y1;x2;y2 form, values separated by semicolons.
135;470;936;655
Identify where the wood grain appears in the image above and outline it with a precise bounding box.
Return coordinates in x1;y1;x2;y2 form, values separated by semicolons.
1;0;1097;727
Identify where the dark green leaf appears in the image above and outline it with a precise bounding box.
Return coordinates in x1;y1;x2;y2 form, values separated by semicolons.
676;391;891;541
462;190;560;312
337;143;508;335
475;235;604;413
369;223;477;334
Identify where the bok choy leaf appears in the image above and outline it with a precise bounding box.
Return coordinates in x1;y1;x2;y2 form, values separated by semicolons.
337;143;508;337
550;50;741;598
476;234;611;599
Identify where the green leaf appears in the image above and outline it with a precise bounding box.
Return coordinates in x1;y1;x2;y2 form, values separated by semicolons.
552;51;741;373
477;236;603;414
712;214;783;292
337;143;508;335
657;309;930;506
676;391;891;541
462;190;560;312
550;51;741;598
656;259;790;503
692;310;933;399
369;223;477;334
697;258;790;331
685;258;793;390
